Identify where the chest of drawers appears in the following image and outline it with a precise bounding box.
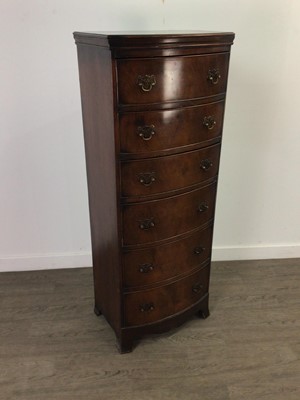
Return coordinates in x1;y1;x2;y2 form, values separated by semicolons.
74;31;234;353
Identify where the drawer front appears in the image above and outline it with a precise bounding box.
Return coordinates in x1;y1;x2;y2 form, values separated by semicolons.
119;101;225;155
121;144;220;197
117;53;230;105
122;225;213;288
122;182;217;246
124;264;210;326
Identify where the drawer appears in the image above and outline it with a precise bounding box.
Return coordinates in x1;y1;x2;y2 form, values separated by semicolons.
119;101;225;155
122;224;213;288
124;264;210;326
121;144;220;197
122;182;217;246
117;53;230;105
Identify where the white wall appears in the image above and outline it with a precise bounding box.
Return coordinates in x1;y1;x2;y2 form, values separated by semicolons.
1;0;299;272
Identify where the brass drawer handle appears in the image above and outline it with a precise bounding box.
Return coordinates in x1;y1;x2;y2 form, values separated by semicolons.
139;263;154;273
137;125;156;141
139;218;155;230
194;246;205;255
138;172;156;186
200;159;213;171
137;75;156;92
140;303;155;312
192;283;204;294
207;68;221;85
198;202;209;213
203;116;217;130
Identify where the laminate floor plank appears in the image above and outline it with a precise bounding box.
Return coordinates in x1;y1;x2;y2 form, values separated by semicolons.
0;259;299;400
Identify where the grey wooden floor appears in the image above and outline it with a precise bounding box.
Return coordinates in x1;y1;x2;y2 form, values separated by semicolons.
0;259;299;400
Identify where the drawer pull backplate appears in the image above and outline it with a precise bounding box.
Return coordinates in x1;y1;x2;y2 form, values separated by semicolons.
138;172;156;186
137;75;156;92
198;202;209;213
137;125;156;141
200;159;213;171
194;246;205;255
203;116;217;130
139;263;154;273
140;303;155;312
139;218;155;230
192;283;204;294
207;68;221;85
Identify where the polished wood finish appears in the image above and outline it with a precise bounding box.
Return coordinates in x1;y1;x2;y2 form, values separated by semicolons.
74;31;235;58
121;144;221;197
74;31;234;352
119;100;225;157
76;44;121;331
122;182;217;246
122;224;213;288
117;53;230;105
124;264;210;326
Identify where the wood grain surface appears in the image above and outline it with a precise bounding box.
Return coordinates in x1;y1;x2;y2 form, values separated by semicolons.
121;144;221;198
117;53;230;104
74;31;234;352
122;182;217;246
122;224;213;288
76;43;122;332
119;100;225;157
0;259;299;399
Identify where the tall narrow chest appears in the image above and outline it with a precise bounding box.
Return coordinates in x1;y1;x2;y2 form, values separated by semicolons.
74;31;234;352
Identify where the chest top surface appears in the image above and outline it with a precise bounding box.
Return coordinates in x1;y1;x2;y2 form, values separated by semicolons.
73;30;235;56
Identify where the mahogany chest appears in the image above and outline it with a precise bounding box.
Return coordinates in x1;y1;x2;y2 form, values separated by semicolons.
74;31;234;352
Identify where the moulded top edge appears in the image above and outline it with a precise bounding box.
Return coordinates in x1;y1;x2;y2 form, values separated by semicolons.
73;31;235;48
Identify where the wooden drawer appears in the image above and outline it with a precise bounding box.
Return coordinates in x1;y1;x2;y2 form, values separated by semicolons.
122;225;213;288
121;144;220;198
122;182;217;246
119;100;225;155
124;264;210;326
117;53;230;105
